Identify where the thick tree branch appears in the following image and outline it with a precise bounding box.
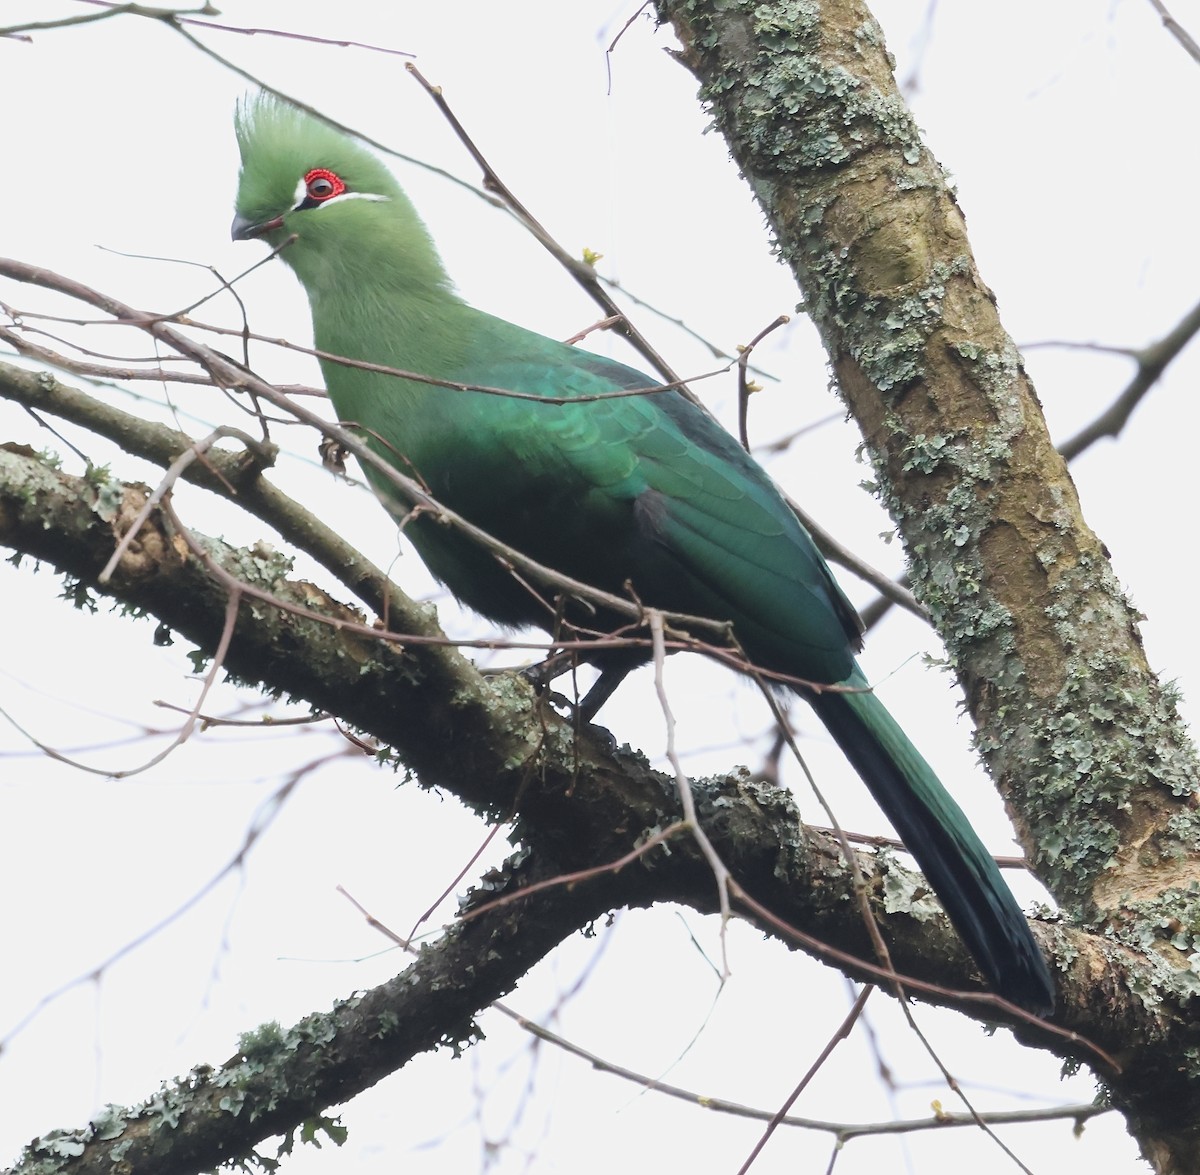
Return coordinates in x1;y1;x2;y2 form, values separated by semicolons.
0;358;424;628
653;0;1200;1165
8;850;613;1175
0;446;1041;984
1;444;1147;1173
656;0;1199;913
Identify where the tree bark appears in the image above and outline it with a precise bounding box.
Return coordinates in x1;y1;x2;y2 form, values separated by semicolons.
655;0;1200;1168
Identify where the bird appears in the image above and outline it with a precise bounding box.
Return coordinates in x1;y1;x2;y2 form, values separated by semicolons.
231;95;1055;1014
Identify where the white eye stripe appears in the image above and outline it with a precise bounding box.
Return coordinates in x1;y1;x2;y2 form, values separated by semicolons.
315;191;390;208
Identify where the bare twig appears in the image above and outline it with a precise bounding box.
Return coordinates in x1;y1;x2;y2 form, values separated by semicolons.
728;882;1116;1071
75;0;419;57
0;759;317;1051
453;822;691;923
736;314;790;450
0;579;242;781
650;609;732;972
187;316;729;406
405;62;697;404
736;986;874;1173
1057;294;1200;459
755;411;842;454
600;274;781;381
784;500;925;622
1146;0;1200;64
153;700;328;728
344;886;1110;1146
605;1;655;94
809;824;1035;872
501;994;1108;1139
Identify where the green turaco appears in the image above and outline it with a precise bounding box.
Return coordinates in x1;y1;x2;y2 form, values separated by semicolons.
231;95;1054;1013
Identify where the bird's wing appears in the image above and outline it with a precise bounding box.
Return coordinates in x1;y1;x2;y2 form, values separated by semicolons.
445;320;861;683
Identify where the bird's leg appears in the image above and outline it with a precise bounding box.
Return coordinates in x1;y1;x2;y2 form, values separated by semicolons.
515;649;576;695
470;641;578;699
576;667;631;723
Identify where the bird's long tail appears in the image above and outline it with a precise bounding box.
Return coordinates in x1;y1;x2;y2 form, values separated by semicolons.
808;671;1055;1014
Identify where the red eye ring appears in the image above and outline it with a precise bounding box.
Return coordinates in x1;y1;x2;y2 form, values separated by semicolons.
304;168;346;202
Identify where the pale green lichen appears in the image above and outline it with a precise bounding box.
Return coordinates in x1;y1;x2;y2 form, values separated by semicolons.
880;848;942;921
864;335;1200;920
662;0;940;392
989;564;1200;913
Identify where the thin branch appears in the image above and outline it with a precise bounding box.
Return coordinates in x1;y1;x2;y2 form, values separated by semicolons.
736;314;790;449
736;986;873;1173
786;502;925;621
727;881;1114;1071
651;609;732;970
600;273;782;381
1058;294;1200;459
1146;0;1200;64
345;887;1110;1145
0;763;311;1052
499;996;1108;1138
0;2;171;38
405;62;696;402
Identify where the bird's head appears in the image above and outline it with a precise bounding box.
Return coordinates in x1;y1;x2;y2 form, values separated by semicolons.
231;96;441;292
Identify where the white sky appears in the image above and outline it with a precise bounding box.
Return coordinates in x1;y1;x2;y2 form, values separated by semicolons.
2;2;1198;1172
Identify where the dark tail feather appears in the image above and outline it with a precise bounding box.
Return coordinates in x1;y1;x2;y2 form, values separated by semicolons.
808;674;1055;1014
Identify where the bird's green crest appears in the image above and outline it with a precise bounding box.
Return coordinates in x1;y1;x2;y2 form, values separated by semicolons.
233;95;401;228
232;95;450;297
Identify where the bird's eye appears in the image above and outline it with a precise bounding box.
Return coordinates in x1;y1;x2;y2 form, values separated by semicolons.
304;168;346;202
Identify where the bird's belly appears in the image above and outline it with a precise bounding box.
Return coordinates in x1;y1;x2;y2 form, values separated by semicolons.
401;481;638;632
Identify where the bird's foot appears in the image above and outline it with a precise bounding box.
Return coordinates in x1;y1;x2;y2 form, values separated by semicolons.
479;661;577;715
